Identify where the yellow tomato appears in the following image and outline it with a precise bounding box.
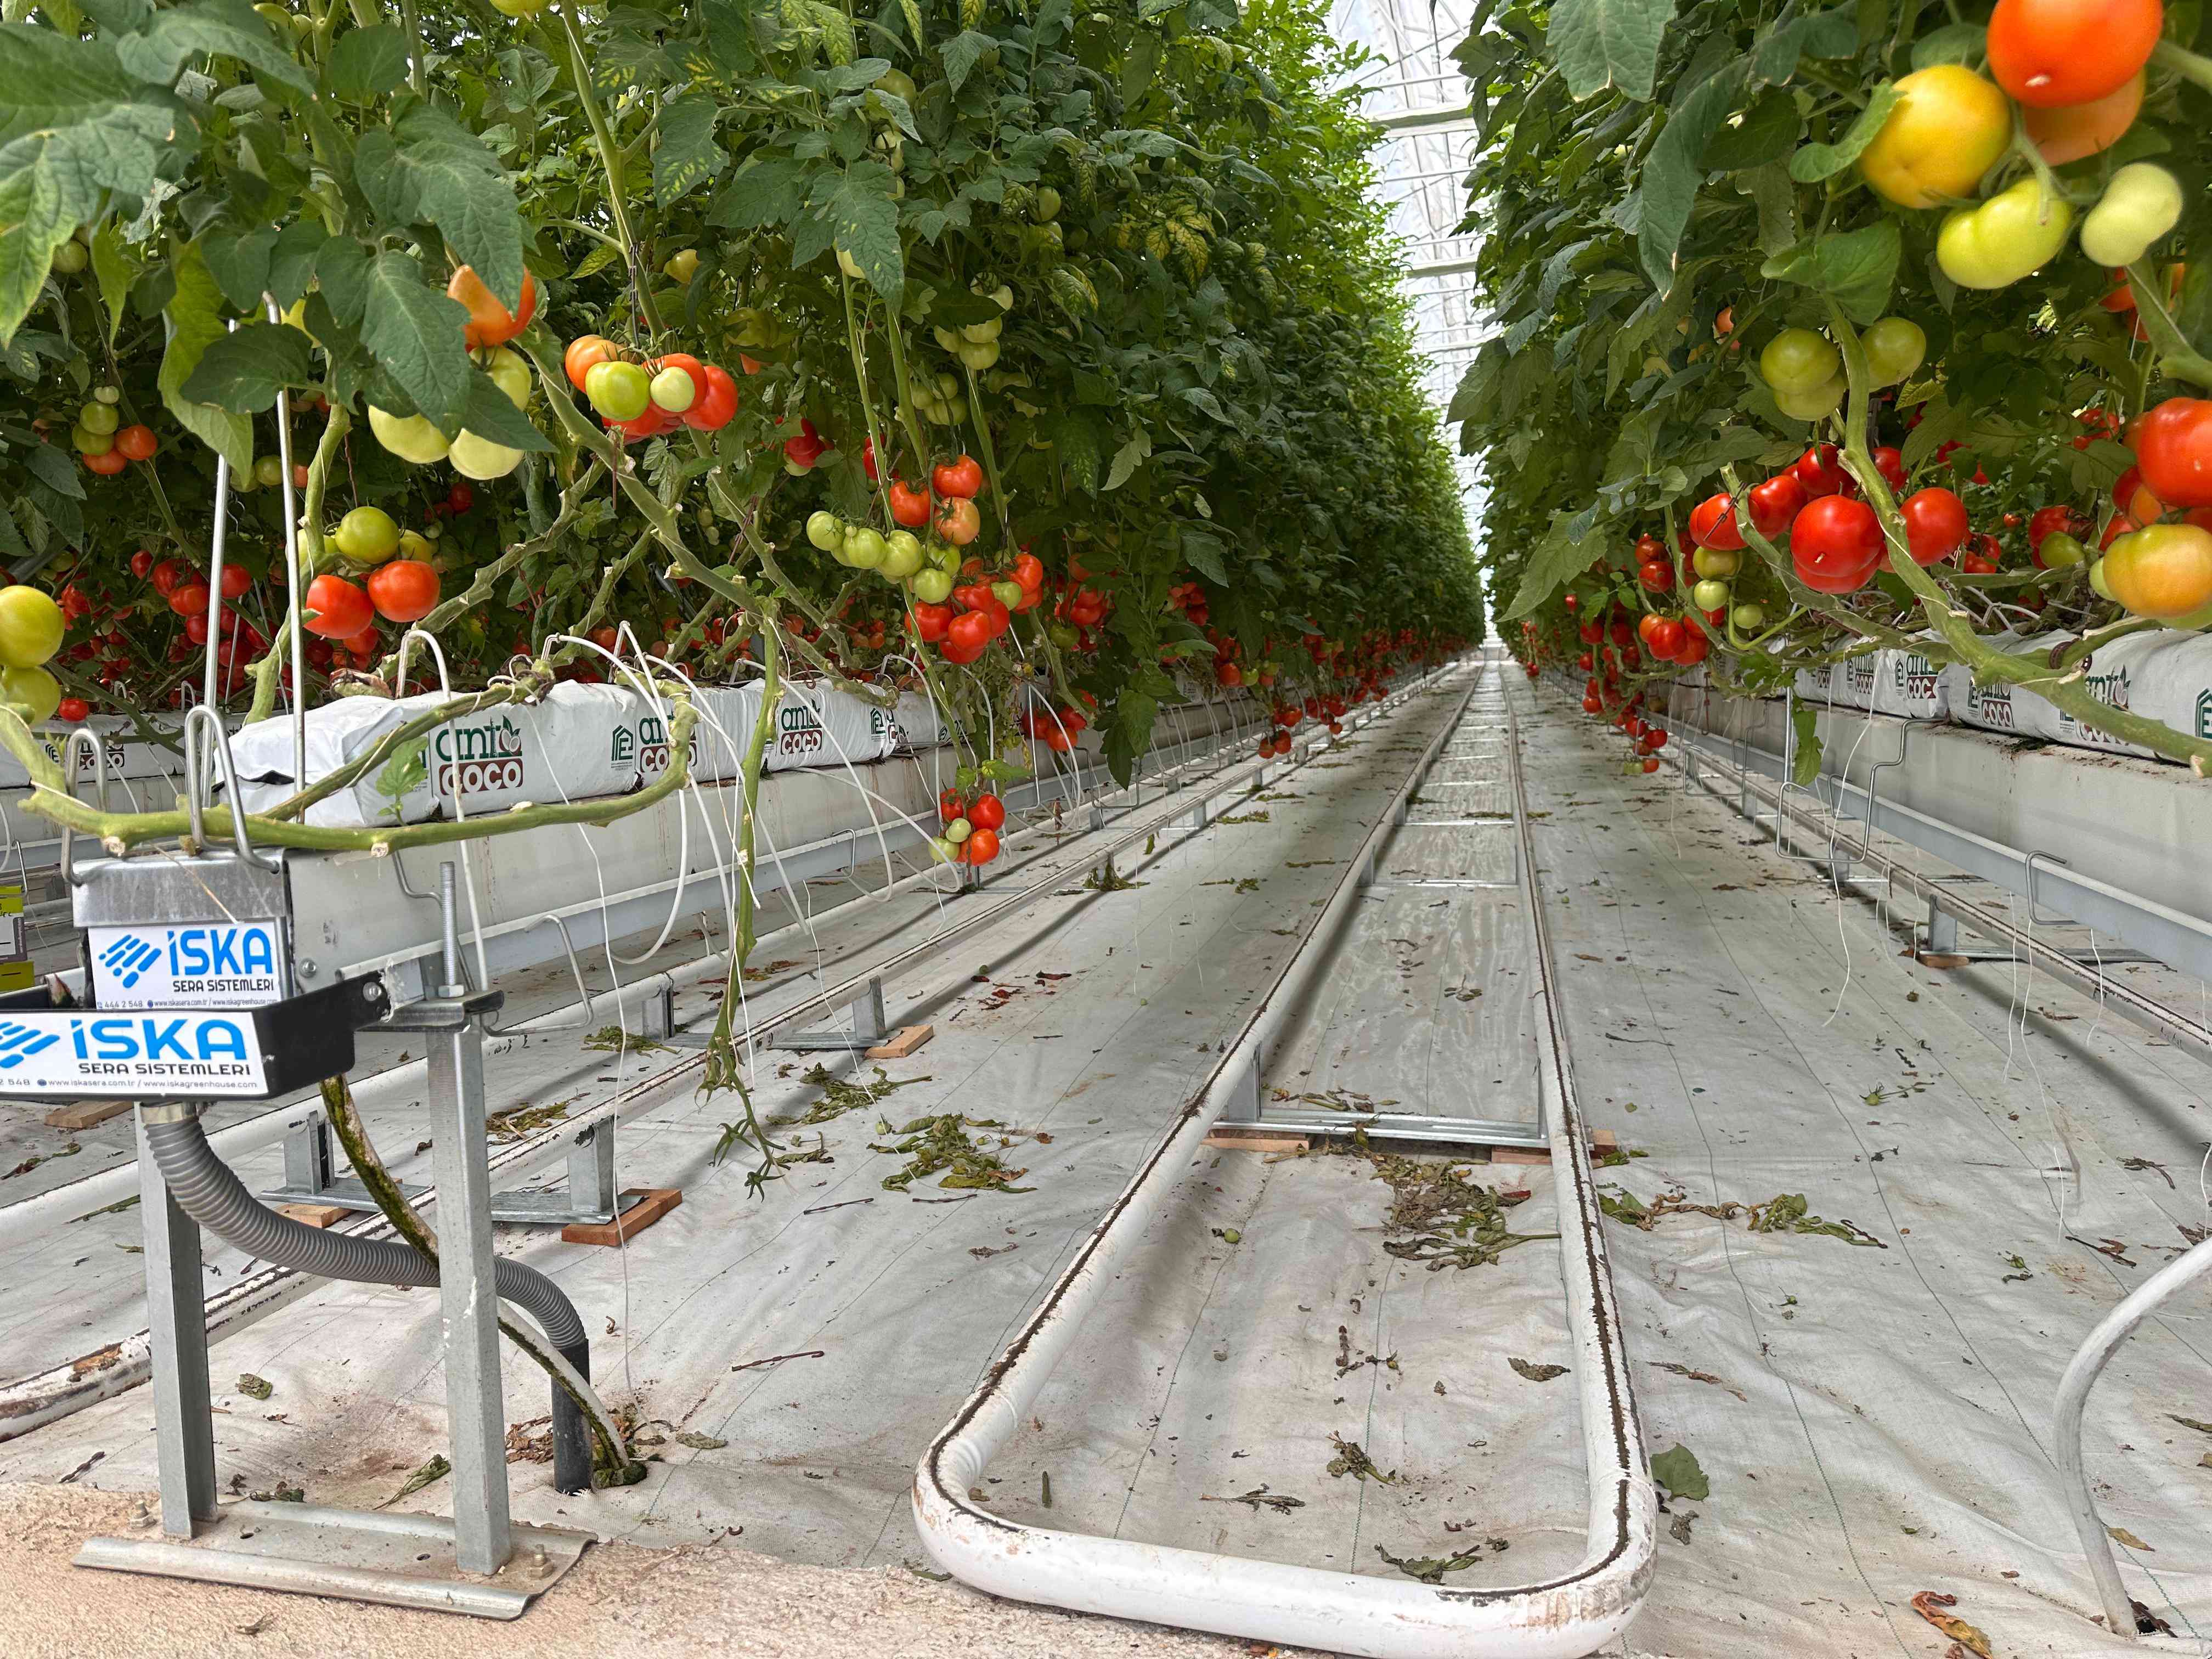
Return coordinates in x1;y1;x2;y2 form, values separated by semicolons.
1859;66;2012;210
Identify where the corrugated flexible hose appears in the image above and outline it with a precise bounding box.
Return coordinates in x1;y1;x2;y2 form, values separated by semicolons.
142;1114;593;1494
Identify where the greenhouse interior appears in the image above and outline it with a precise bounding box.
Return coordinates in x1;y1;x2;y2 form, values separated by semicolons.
4;0;2212;1654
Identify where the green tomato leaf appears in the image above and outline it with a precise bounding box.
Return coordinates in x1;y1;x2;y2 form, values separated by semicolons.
456;363;551;453
1650;1443;1710;1500
178;318;314;411
940;29;996;95
653;89;727;206
1182;529;1228;585
360;249;473;433
200;226;277;313
353;106;524;316
706;155;808;231
1786;82;1898;182
1703;89;1800;172
157;240;253;474
326;23;409;101
1638;64;1746;291
265;217;325;310
819;164;903;302
1548;0;1676;102
112;0;317;97
89;222;137;346
1910;21;1985;68
1760;219;1900;324
1503;509;1599;619
1104;429;1150;490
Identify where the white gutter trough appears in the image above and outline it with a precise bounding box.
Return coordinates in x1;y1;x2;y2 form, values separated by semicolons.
911;662;1656;1659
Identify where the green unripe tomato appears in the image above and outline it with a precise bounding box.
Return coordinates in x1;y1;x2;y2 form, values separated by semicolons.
1937;177;2075;290
585;359;651;421
49;240;87;276
92;384;121;407
368;404;450;464
0;589;66;669
488;0;552;17
881;531;926;579
1759;328;1839;396
1861;317;1927;388
991;579;1023;607
71;424;113;456
649;365;697;413
943;816;972;844
932;542;963;574
2080;163;2183;269
806;511;843;552
961;317;1003;344
876;66;917;100
912;567;954;604
842;527;887;569
1691;577;1731;611
333;505;401;566
2038;531;2088;569
837;248;865;281
2089;556;2114;602
1773;374;1846;421
662;247;700;285
1033;186;1061;223
957;338;1001;371
77;401;118;436
1691;546;1740;579
927;835;958;864
1730;602;1765;630
253;454;284;488
485;346;532;409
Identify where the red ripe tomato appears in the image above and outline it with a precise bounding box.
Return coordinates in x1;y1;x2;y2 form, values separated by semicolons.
1900;487;1969;565
1793;443;1852;498
1791;496;1885;592
1986;0;2161;109
1646;729;1669;751
1648;617;1686;657
303;573;374;639
1870;445;1908;494
2028;504;2087;552
932;455;985;499
114;424;157;462
57;697;88;723
1641;757;1662;774
1676;630;1710;667
131;549;154;579
947;610;993;654
340;624;381;658
963;827;1000;865
968;794;1006;831
1634;533;1663;561
1216;659;1243;687
2134;399;2212;507
366;559;441;623
1637;559;1674;592
681;364;740;432
1689;493;1744;550
1583;695;1602;714
615;402;677;441
218;564;253;600
169;582;211;618
84;448;128;476
184;612;210;646
1634;614;1659;644
1961;534;2003;575
1748;473;1808;539
783;418;828;469
889;481;932;527
1577;620;1601;644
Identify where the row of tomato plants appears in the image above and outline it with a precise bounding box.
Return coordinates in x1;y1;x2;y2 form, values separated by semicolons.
1460;0;2212;775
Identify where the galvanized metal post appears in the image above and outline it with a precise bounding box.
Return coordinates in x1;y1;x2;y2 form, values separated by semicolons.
1925;896;1957;956
136;1106;217;1539
430;864;511;1577
568;1122;616;1218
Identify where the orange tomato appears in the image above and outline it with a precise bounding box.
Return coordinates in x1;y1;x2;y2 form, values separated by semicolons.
2024;71;2143;164
448;264;538;349
565;334;616;391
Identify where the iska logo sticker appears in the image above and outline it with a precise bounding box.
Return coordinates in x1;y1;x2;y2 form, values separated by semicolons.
0;1020;60;1070
2197;687;2212;739
98;933;163;989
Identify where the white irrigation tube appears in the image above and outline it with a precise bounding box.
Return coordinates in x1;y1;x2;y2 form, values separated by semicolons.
0;672;1431;1431
2054;1233;2212;1646
912;659;1653;1659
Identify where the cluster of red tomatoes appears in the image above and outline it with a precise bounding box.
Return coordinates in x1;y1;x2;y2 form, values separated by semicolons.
1568;667;1670;772
885;452;986;548
1018;701;1091;753
1690;442;1978;595
1166;579;1212;629
912;552;1045;664
1049;566;1109;652
936;787;1005;865
564;331;742;441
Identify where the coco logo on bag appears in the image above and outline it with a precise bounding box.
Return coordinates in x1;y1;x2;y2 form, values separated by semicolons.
433;715;526;798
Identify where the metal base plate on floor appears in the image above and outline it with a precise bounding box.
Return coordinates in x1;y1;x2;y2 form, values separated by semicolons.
256;1177;618;1228
76;1500;592;1620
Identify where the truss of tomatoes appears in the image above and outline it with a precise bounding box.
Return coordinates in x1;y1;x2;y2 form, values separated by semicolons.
911;553;1046;663
938;788;1006;864
563;334;741;439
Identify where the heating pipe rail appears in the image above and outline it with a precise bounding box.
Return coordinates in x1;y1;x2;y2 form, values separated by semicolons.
910;659;1656;1659
0;669;1451;1440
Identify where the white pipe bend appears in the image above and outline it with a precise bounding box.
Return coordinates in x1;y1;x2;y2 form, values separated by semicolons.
911;661;1654;1659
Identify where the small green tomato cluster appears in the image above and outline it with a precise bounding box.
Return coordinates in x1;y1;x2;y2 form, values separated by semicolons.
804;511;958;596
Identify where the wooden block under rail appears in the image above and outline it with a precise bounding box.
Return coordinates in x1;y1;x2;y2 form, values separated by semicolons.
44;1099;133;1131
865;1024;935;1060
562;1187;682;1248
277;1203;350;1229
1204;1126;1310;1154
